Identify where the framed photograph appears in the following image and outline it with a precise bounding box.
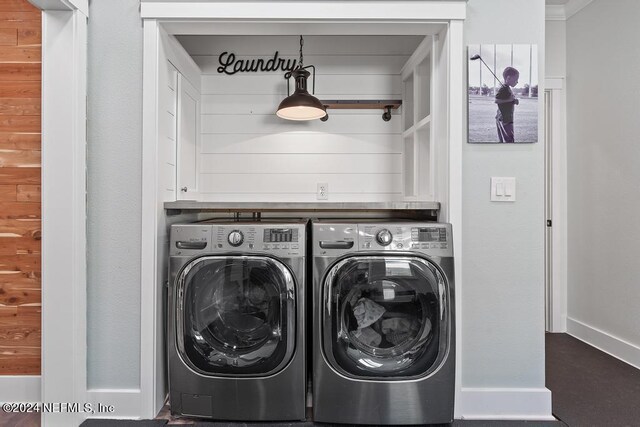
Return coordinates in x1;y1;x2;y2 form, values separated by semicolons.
468;44;538;143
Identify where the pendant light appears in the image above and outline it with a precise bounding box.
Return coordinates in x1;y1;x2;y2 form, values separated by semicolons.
276;36;327;121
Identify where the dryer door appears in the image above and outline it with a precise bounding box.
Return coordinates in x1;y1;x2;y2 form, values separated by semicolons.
323;255;449;378
176;255;296;376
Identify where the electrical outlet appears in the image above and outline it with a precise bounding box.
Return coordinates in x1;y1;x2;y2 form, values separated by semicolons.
317;183;328;200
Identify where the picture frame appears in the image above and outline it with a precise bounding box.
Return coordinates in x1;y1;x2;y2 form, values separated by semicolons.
468;44;538;143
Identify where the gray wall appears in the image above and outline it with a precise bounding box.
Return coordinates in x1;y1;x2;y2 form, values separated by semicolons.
566;0;640;349
463;0;546;388
87;0;143;388
85;0;547;398
546;20;566;77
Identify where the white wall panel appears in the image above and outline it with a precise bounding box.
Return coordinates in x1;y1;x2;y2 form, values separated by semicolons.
160;63;178;194
164;87;176;115
182;35;409;202
202;94;400;115
201;74;402;95
200;173;401;193
201;153;401;174
197;192;402;202
202;114;401;134
201;134;401;154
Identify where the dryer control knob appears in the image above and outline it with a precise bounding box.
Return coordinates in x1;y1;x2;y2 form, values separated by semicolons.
228;230;244;247
376;229;393;246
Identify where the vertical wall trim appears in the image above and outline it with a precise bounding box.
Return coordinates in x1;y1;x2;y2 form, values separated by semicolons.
447;19;464;419
140;19;161;420
545;77;567;333
41;7;88;427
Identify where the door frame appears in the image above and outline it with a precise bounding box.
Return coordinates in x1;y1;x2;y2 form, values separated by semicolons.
544;77;568;332
141;1;466;419
27;0;89;425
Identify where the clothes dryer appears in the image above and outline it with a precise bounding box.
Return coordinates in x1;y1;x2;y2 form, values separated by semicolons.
312;220;455;425
168;219;306;420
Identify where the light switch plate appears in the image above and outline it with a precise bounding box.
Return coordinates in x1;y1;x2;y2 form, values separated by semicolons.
491;177;516;202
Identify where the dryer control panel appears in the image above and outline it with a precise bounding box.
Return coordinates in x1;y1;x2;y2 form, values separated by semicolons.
359;222;452;257
312;221;452;258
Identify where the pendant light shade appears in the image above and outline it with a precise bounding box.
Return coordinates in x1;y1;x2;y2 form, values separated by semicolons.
276;36;327;121
276;68;327;120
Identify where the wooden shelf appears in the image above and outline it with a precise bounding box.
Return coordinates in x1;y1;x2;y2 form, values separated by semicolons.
320;99;402;110
165;200;439;216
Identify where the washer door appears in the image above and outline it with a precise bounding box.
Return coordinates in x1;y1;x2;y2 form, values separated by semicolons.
176;255;295;376
323;255;449;378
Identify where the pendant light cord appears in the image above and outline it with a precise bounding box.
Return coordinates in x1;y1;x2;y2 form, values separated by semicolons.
299;35;304;68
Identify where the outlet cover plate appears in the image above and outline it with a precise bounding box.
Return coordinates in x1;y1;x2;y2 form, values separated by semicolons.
317;182;328;200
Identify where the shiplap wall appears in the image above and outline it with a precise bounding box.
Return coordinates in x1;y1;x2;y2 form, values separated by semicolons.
177;35;423;202
161;61;177;197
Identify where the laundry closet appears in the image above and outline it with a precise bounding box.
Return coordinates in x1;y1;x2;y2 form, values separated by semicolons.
140;1;465;420
162;33;445;205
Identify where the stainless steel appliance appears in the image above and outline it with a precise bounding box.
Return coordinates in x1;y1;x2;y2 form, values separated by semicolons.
168;219;307;420
312;220;455;425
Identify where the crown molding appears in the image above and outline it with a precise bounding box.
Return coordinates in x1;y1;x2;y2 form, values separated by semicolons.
545;4;566;21
546;0;594;21
565;0;594;19
28;0;88;16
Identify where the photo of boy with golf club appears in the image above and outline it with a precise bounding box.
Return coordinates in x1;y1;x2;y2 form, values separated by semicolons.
494;66;520;142
467;44;538;143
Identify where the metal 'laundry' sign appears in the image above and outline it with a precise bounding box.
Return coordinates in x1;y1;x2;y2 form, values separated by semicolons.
217;51;298;75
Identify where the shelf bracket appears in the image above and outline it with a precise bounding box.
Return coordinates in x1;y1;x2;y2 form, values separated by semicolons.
382;105;393;122
319;99;402;122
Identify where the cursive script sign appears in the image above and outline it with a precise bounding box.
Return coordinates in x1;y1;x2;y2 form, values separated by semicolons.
217;51;298;75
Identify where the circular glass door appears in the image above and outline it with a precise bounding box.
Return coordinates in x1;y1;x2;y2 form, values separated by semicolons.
176;255;295;376
323;255;449;378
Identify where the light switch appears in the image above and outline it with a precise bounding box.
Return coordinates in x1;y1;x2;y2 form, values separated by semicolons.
491;177;516;202
504;182;513;196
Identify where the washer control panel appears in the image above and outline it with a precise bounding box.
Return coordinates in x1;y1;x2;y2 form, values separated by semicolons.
213;225;303;257
171;222;305;258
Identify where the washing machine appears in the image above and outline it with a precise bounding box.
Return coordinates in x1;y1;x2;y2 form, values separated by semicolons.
167;219;307;420
312;220;455;425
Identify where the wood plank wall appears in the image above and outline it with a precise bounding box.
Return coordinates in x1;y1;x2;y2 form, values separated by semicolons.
177;35;422;202
0;0;41;375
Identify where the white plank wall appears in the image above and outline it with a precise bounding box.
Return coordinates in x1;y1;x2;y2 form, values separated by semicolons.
177;35;422;202
160;61;178;197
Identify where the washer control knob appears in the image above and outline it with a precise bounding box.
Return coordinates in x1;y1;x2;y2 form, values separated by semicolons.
376;229;393;246
228;230;244;247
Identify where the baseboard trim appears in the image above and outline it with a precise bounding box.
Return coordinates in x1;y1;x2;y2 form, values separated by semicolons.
567;317;640;369
86;389;142;419
0;376;41;402
458;387;554;421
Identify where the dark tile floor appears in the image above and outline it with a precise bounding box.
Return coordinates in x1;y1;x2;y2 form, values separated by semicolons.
4;333;640;427
0;411;39;427
545;333;640;427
